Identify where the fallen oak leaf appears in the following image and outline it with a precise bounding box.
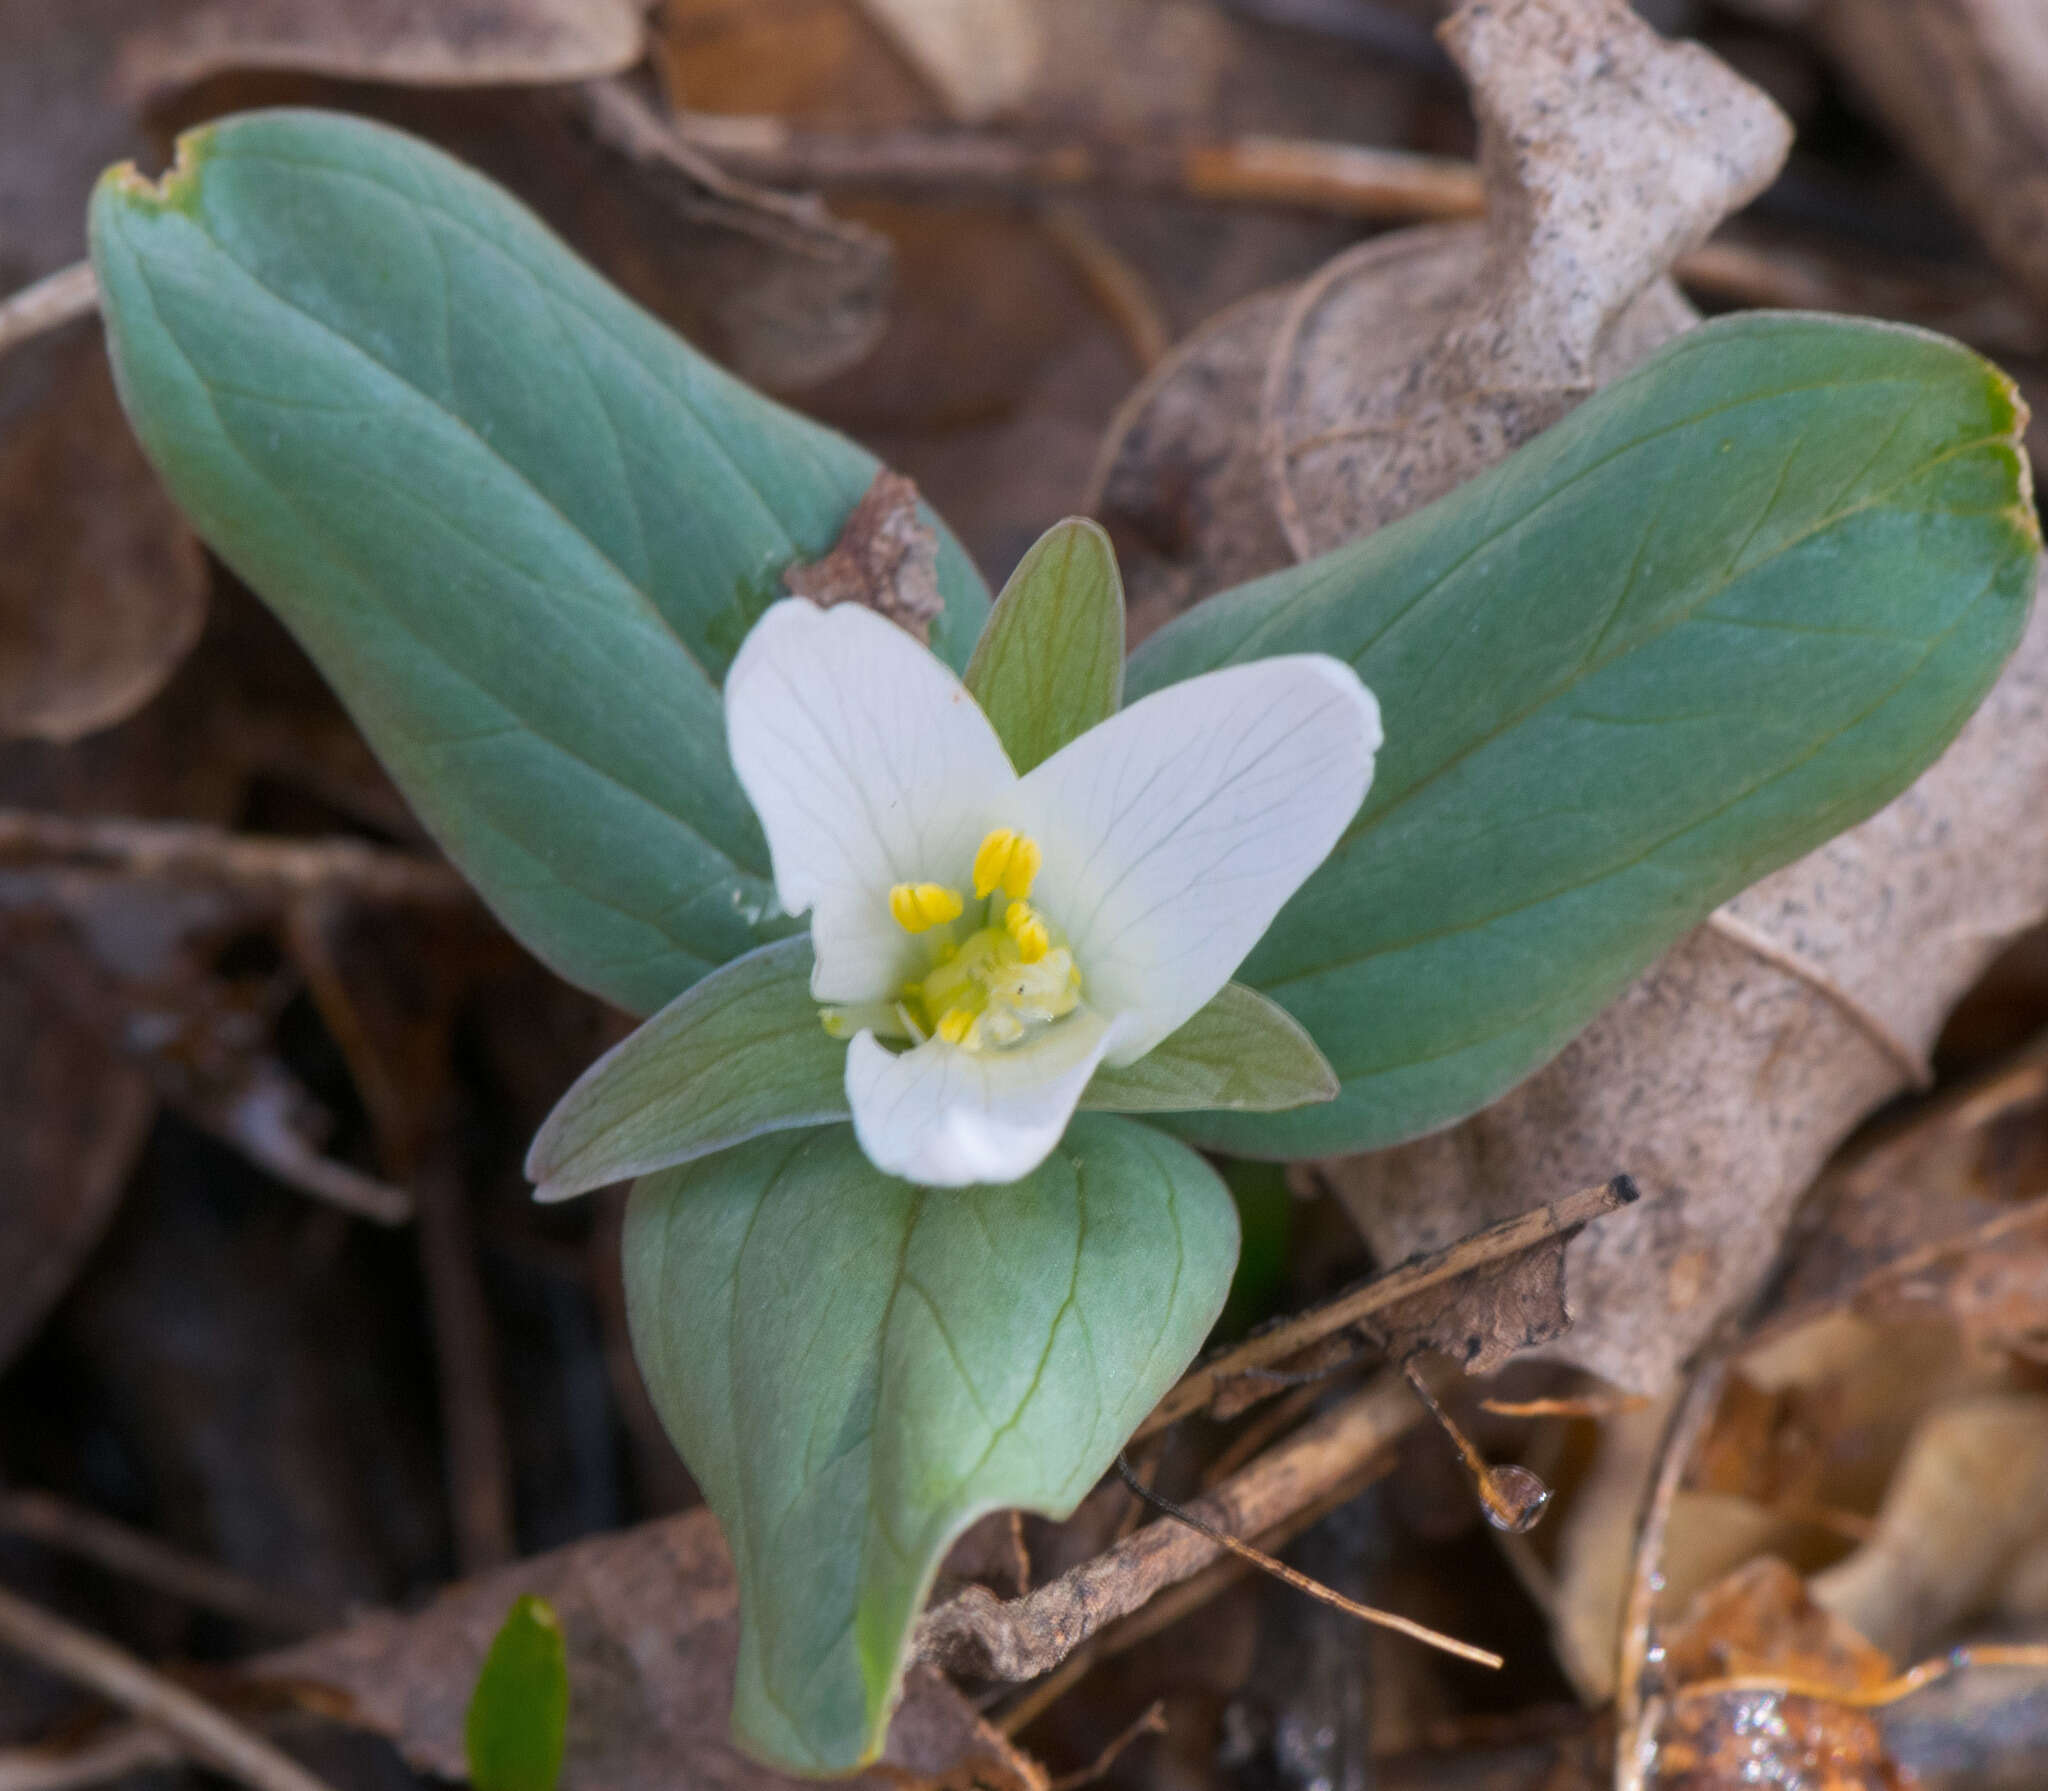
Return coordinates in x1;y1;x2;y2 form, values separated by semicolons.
1091;0;1789;629
1651;1557;1903;1791
0;323;207;744
250;1505;1044;1791
0;965;153;1373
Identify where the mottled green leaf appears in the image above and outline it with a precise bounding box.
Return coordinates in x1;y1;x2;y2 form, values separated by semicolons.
623;1118;1236;1773
89;109;988;1019
1132;314;2039;1157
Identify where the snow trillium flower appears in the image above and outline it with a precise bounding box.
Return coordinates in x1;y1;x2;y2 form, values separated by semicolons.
722;597;1383;1187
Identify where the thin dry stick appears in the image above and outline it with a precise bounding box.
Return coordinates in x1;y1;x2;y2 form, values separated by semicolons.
996;1454;1395;1737
0;1724;180;1791
1137;1176;1636;1437
1612;1350;1733;1791
1046;1700;1169;1791
0;811;466;907
0;1585;337;1791
1671;1642;2048;1711
1398;1361;1552;1534
1112;1456;1503;1669
667;116;2042;356
0;1492;336;1635
917;1373;1422;1681
0;262;97;360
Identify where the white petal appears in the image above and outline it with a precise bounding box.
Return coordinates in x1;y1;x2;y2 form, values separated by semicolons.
845;1009;1129;1187
725;599;1017;1003
1015;655;1380;1064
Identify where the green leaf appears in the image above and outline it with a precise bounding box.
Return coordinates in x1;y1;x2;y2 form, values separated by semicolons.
965;517;1125;771
1081;981;1337;1113
623;1117;1237;1773
1130;313;2040;1158
465;1596;569;1791
526;937;842;1202
88;109;989;1020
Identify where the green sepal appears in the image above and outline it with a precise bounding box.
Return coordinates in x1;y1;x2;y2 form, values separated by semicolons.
965;517;1125;771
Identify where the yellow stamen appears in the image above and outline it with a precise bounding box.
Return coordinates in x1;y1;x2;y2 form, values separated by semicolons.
888;881;963;933
1004;900;1050;963
973;828;1043;901
936;1007;974;1045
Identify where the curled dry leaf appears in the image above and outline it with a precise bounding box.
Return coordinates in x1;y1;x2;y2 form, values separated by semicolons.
851;0;1041;125
1814;0;2048;314
575;82;894;393
0;327;208;743
251;1505;1044;1791
1090;0;1790;633
783;469;946;641
1809;1393;2048;1663
1652;1556;1903;1791
1364;1223;1577;1377
114;0;645;99
0;966;153;1373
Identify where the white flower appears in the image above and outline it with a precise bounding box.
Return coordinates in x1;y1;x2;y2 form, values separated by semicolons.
723;598;1382;1187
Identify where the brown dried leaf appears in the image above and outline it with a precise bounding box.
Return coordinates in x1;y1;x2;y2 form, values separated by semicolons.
253;1505;1044;1791
0;326;208;743
1653;1558;1903;1791
1816;0;2048;314
852;0;1041;125
1809;1394;2048;1662
575;82;893;393
116;0;644;100
0;966;153;1372
785;469;945;640
1366;1233;1575;1377
1093;0;1789;625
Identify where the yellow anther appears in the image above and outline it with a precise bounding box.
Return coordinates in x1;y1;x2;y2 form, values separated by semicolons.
972;829;1016;900
936;1007;974;1045
1004;900;1050;964
888;881;963;933
973;828;1043;901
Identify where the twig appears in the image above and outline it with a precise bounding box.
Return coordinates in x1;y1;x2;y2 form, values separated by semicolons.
1398;1361;1552;1534
671;113;1484;223
916;1373;1421;1681
0;1725;179;1791
1612;1350;1733;1791
0;1492;337;1635
211;1075;415;1227
1136;1177;1636;1438
0;263;97;360
1037;201;1173;369
0;811;467;907
1112;1455;1503;1669
1046;1701;1169;1791
0;1585;337;1791
416;1147;517;1572
995;1453;1393;1737
670;116;2048;359
1671;1642;2048;1711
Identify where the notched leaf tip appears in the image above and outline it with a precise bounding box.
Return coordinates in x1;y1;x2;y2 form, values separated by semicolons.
97;123;215;215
